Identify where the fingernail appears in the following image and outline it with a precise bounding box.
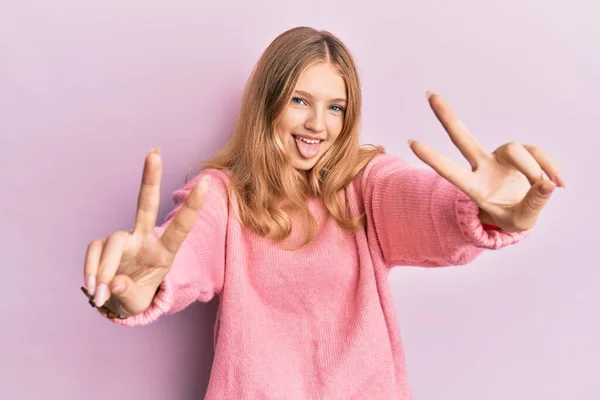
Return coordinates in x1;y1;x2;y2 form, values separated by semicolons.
94;283;108;307
86;275;96;296
150;146;161;154
426;90;434;99
112;282;126;295
554;174;566;188
407;139;415;146
538;181;555;196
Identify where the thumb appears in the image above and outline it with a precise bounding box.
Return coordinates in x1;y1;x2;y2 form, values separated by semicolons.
514;180;556;229
108;274;157;317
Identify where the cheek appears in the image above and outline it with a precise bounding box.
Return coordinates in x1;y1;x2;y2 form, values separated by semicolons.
327;116;344;140
279;108;306;133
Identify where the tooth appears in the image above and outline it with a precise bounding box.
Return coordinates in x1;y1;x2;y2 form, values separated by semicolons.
297;136;320;144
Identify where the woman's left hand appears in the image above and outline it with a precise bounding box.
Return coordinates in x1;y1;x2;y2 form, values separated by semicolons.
408;91;566;233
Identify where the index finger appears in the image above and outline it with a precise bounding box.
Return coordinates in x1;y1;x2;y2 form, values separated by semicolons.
134;147;162;233
160;175;211;254
409;139;476;198
427;91;488;169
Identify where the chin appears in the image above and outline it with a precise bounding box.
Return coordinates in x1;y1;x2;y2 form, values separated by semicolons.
290;157;319;171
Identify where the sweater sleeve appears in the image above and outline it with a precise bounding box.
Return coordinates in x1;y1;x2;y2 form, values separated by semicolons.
360;154;529;268
111;169;229;327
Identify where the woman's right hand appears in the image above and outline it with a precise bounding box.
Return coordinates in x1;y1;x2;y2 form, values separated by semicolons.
83;147;211;318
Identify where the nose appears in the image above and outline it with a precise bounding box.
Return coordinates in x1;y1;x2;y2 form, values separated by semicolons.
305;109;325;133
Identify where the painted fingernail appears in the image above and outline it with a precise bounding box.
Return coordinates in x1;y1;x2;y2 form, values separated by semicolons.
538;181;555;196
94;283;108;307
86;275;96;296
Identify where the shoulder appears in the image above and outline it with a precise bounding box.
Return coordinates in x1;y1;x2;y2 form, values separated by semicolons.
351;152;411;192
172;168;232;209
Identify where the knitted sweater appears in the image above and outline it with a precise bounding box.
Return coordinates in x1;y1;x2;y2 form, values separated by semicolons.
111;154;527;399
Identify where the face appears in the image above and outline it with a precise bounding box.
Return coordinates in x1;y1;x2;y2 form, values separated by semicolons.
275;62;347;171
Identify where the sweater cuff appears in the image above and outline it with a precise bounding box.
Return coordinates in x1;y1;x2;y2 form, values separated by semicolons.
110;274;174;327
454;188;530;249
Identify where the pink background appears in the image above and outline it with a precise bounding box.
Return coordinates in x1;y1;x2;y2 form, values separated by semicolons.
2;1;598;399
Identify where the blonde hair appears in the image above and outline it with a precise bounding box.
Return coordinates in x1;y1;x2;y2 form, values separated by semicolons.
194;26;384;247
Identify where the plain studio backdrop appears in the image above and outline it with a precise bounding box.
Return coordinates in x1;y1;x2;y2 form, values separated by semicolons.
1;1;598;399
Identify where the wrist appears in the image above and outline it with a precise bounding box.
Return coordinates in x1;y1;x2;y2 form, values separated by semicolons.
478;208;502;231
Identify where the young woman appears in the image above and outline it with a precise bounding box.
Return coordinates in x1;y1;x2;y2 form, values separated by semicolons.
82;26;563;399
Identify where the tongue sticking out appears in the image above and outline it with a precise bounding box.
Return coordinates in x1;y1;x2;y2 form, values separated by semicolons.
294;136;321;159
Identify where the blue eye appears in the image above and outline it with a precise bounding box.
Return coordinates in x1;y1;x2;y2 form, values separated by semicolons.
291;97;305;105
330;105;345;112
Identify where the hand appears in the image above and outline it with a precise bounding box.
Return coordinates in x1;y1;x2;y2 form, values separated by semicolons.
408;92;565;232
83;147;211;317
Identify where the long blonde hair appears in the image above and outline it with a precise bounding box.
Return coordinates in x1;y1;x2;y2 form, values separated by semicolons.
196;26;384;247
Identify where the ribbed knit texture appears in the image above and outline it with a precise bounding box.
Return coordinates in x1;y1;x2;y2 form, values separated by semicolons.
111;154;528;399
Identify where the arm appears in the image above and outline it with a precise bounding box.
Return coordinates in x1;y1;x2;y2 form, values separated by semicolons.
112;169;229;326
360;154;529;268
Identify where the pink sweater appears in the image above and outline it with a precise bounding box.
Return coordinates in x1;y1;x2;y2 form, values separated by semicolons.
111;154;527;399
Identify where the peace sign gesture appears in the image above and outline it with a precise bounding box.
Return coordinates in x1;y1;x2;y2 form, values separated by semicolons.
83;148;211;318
409;92;565;232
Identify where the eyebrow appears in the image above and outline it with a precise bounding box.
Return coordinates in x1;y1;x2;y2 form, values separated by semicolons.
294;90;347;104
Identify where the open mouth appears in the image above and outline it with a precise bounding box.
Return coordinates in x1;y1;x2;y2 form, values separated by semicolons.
293;134;323;159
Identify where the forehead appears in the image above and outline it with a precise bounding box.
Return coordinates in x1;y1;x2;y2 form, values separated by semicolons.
295;62;346;99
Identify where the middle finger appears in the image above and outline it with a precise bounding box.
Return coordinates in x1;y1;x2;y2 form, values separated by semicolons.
427;92;488;169
134;147;162;234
